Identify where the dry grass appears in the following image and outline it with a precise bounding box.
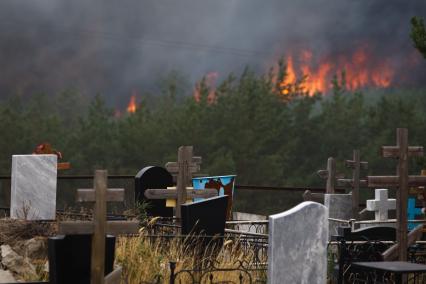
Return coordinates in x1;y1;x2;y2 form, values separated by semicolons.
0;218;55;245
115;228;267;283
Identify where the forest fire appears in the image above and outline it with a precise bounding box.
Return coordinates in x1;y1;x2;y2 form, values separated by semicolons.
278;47;395;95
127;95;137;113
193;72;219;103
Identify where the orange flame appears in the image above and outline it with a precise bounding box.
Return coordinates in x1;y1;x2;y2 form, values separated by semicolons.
278;46;394;95
127;95;137;113
193;72;219;103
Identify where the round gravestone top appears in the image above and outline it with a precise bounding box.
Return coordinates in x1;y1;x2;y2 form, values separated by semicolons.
134;166;173;217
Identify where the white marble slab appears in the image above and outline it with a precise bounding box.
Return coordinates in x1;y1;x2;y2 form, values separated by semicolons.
10;155;57;220
267;201;328;284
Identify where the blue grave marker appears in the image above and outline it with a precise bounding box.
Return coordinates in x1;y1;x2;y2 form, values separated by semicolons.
192;175;236;219
407;197;423;230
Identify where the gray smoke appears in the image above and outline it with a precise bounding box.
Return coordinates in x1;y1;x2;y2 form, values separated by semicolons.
0;0;425;106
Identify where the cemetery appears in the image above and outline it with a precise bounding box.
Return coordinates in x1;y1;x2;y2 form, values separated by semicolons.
0;130;425;283
1;0;426;282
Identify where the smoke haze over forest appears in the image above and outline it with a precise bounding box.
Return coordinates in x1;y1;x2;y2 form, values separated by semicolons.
0;0;425;107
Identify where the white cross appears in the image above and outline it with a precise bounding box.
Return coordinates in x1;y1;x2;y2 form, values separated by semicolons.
366;188;396;221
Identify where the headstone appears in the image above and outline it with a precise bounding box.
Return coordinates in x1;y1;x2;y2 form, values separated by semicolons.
11;154;57;220
48;235;115;284
268;202;328;284
324;193;352;237
232;212;267;233
181;195;228;237
367;189;396;220
337;226;396;241
135;166;173;217
192;175;236;219
360;189;396;229
58;170;138;284
407;197;423;230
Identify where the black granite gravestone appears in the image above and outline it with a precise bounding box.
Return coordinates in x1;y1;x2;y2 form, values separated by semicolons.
336;226;397;241
135;166;174;217
48;235;115;284
181;195;228;236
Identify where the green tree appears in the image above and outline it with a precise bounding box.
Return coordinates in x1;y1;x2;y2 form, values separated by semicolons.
411;16;426;58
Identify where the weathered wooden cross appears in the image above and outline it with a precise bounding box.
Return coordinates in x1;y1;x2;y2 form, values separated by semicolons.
304;157;340;203
367;128;426;261
59;170;139;284
145;146;216;219
317;157;337;194
165;146;206;183
337;150;368;219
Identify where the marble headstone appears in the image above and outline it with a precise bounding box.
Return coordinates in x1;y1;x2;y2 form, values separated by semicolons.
268;201;328;284
324;193;352;237
11;155;57;220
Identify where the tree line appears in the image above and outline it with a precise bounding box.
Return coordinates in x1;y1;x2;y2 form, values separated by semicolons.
0;64;425;214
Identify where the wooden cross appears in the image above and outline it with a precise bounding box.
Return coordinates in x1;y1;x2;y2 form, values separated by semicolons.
305;157;344;203
317;157;336;194
147;146;217;219
165;146;206;183
58;170;139;284
367;128;425;261
337;150;368;219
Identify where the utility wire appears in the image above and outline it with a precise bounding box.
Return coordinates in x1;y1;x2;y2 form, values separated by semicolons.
0;18;276;58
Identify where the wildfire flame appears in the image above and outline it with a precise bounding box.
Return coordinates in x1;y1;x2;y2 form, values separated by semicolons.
279;46;395;95
127;95;137;113
193;72;219;103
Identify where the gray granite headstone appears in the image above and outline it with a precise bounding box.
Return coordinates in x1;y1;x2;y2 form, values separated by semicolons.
324;193;352;238
268;201;328;284
11;155;57;220
233;212;267;233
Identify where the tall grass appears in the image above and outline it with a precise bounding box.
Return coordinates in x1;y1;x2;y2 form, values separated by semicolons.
115;229;267;283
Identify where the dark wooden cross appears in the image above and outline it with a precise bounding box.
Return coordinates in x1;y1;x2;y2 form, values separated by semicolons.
317;157;337;194
165;146;206;183
337;150;368;219
58;170;139;284
304;157;342;203
367;128;425;261
146;146;215;219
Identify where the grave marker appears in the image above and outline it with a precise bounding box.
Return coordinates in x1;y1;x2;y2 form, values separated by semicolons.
144;146;216;219
48;234;116;284
324;193;352;237
367;128;426;261
337;150;368;218
268;202;328;284
11;154;57;220
317;157;336;194
407;198;423;230
308;157;345;203
192;175;236;220
366;188;396;222
135;166;174;217
181;195;229;238
58;170;139;284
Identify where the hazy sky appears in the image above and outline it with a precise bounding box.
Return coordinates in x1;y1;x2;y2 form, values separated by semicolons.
0;0;425;106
